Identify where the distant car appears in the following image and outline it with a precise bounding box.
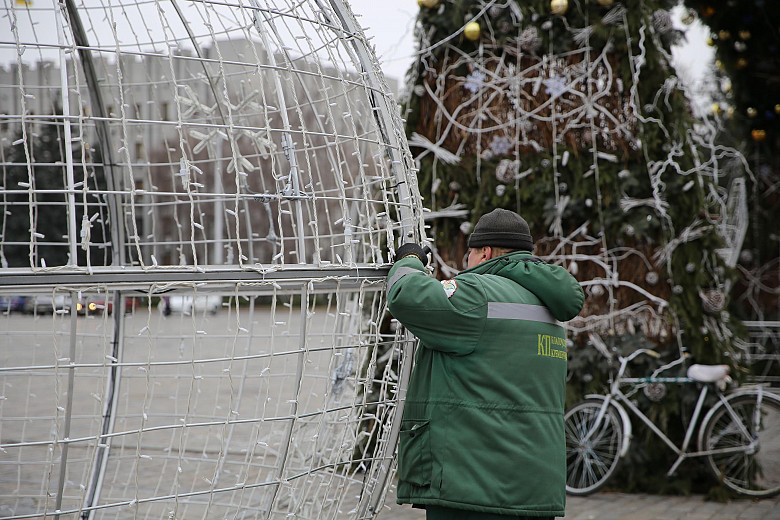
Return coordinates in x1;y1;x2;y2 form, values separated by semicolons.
161;295;221;316
23;294;72;315
0;295;27;314
77;295;138;316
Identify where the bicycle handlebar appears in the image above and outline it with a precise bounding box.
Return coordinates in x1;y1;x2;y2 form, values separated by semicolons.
612;348;661;380
624;348;661;363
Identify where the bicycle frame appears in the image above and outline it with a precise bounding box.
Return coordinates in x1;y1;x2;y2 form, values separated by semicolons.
583;350;762;477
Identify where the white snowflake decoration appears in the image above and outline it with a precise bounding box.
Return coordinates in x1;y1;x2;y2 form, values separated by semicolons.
489;135;513;156
464;70;487;93
543;75;568;99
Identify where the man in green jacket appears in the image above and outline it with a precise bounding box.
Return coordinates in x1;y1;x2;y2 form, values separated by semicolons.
387;208;584;519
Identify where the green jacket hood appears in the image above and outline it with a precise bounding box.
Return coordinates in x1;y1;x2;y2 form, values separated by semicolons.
463;251;584;321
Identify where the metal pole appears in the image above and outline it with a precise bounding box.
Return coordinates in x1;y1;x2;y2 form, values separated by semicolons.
55;1;78;266
54;293;79;519
211;138;225;265
252;3;308;264
264;283;309;518
81;292;126;520
63;0;125;267
53;4;80;514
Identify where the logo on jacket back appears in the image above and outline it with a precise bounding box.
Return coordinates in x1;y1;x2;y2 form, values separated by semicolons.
538;334;567;360
440;279;457;298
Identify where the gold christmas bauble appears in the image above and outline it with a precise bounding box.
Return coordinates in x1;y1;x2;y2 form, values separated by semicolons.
701;7;715;18
551;0;569;15
421;0;440;8
464;21;481;41
707;37;715;46
751;129;767;142
718;30;731;40
711;103;721;115
736;58;749;69
597;0;614;6
726;107;735;118
775;104;780;115
739;30;752;40
747;107;758;118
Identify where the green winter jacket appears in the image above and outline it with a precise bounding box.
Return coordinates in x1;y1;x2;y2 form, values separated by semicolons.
387;251;584;517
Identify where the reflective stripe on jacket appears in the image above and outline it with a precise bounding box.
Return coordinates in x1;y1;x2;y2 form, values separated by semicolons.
387;251;584;517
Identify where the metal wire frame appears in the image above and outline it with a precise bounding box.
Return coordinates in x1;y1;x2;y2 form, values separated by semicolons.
0;0;425;518
0;279;412;519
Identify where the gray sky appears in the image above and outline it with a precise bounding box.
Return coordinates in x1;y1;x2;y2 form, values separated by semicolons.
2;0;712;99
348;0;420;85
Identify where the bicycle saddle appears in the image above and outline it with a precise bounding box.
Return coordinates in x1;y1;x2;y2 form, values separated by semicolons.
687;364;730;383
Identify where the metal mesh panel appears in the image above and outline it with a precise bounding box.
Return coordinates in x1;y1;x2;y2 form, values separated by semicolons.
0;1;424;518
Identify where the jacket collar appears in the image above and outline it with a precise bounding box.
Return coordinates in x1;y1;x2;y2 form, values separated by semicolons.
461;251;538;276
460;251;584;322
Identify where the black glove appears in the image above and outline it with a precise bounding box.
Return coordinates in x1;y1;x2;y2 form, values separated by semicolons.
394;243;431;266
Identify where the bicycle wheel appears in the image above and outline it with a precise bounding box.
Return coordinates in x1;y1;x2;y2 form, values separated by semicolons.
565;399;624;495
699;391;780;497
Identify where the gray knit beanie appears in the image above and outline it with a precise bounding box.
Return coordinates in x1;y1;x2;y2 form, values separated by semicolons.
467;208;534;251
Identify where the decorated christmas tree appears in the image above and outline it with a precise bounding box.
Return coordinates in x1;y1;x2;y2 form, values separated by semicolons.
402;0;749;492
683;0;780;324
